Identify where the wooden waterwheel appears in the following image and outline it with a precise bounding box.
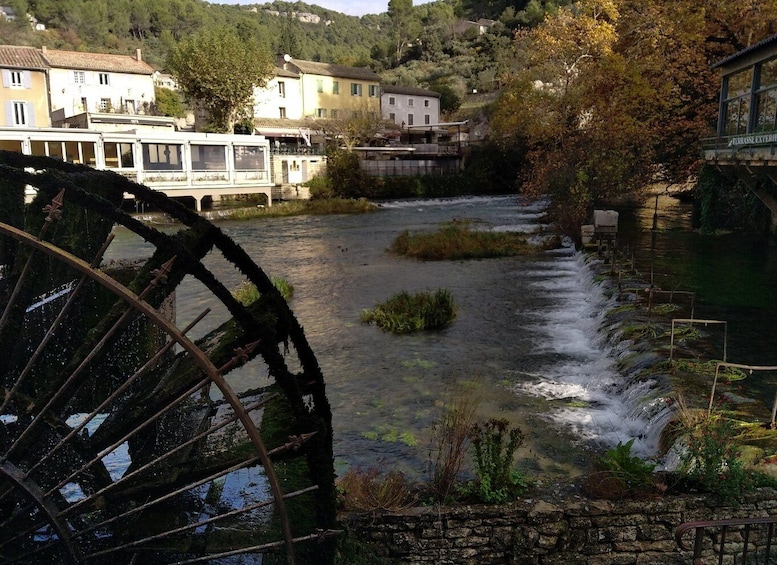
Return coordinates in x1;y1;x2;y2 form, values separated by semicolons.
0;151;336;564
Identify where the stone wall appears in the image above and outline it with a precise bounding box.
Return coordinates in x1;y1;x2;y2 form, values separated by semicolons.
343;488;777;564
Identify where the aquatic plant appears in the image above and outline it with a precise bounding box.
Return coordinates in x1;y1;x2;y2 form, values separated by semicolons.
210;197;377;220
232;276;294;303
390;222;544;260
360;289;456;334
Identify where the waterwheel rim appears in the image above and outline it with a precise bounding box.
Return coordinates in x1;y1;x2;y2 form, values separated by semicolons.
0;151;336;564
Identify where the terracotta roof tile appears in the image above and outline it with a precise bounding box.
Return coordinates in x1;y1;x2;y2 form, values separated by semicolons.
41;49;154;75
0;45;48;70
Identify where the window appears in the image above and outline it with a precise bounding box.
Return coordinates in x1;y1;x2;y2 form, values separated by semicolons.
389;112;395;121
279;107;287;119
368;85;378;97
142;143;183;171
73;71;85;84
408;98;414;107
317;79;324;93
330;109;338;118
99;98;111;112
424;99;430;107
278;81;286;98
10;71;22;87
125;99;135;113
389;96;396;106
191;144;227;171
104;142;135;168
316;108;327;118
425;114;430;125
407;113;414;125
80;97;87;111
350;83;362;96
10;101;28;126
333;81;339;94
99;73;109;85
234;145;265;170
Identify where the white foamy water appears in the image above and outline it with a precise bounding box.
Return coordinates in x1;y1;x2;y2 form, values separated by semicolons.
516;248;667;457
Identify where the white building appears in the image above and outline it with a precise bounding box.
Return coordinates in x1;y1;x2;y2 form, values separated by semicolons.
42;47;156;118
253;66;303;120
381;84;441;128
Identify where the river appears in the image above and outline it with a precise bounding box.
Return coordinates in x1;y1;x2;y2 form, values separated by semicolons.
106;193;777;482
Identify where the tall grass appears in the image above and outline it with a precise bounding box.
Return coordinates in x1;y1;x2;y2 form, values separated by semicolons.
427;384;482;503
231;276;294;304
360;289;456;334
390;222;550;260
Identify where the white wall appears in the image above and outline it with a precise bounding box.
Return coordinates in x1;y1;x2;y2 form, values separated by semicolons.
48;68;155;117
381;92;440;128
253;76;303;120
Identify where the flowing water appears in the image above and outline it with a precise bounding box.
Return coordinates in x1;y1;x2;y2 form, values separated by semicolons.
106;193;773;482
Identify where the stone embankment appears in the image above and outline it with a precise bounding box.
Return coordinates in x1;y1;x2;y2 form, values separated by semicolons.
344;488;777;564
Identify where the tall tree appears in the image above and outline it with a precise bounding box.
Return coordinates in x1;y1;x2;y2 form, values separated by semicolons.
168;27;273;133
388;0;419;64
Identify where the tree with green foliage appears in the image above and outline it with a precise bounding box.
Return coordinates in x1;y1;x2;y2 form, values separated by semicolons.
388;0;419;64
430;82;462;114
153;86;186;118
167;27;273;133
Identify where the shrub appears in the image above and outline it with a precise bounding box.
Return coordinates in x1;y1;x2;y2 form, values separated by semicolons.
337;467;417;512
682;415;750;502
361;289;456;334
464;418;527;503
427;384;482;503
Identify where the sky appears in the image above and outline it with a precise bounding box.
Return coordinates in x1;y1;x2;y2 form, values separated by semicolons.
214;1;435;17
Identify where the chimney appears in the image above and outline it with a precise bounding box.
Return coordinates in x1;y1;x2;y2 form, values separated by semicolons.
41;45;47;52
135;48;142;62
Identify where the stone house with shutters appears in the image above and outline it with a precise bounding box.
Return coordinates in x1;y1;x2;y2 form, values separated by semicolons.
41;47;156;119
381;84;441;129
0;45;50;127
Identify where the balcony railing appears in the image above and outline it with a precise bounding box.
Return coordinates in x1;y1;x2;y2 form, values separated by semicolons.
676;517;777;564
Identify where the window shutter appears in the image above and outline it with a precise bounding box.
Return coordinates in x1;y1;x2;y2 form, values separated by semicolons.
1;69;9;88
22;71;31;89
4;102;13;126
26;103;35;126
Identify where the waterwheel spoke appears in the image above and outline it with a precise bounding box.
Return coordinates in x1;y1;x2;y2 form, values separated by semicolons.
23;308;211;480
46;376;211;501
0;234;114;416
83;485;319;560
69;455;263;537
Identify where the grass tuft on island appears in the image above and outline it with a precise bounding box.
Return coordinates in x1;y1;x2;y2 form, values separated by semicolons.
361;289;456;334
209;198;378;221
390;222;558;260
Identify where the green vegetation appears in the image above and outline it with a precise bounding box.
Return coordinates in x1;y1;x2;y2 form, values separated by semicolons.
460;418;527;504
167;27;273;132
232;276;294;304
360;289;456;334
598;439;656;494
212;198;378;221
391;222;546;261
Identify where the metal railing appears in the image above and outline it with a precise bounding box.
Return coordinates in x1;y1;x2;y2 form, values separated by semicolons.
676;517;777;564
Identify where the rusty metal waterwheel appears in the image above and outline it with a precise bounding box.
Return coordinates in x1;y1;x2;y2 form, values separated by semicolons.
0;151;337;564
